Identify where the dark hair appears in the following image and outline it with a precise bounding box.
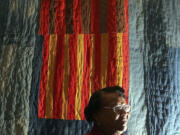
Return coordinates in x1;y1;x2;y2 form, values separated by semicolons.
84;86;125;122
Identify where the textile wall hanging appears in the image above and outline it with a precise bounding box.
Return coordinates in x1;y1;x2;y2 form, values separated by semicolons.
38;0;129;120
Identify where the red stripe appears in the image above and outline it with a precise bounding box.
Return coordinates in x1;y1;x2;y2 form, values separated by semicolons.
107;33;117;86
91;0;101;91
52;34;64;118
53;0;66;118
55;0;66;34
67;34;77;119
38;35;50;118
73;0;82;33
107;0;117;86
91;0;100;33
93;34;101;91
39;0;50;35
122;0;129;101
81;34;91;119
107;0;117;32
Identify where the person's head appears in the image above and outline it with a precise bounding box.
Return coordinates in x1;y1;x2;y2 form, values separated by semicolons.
84;86;130;135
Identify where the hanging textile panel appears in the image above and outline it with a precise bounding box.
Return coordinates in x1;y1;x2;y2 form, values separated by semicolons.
38;0;129;120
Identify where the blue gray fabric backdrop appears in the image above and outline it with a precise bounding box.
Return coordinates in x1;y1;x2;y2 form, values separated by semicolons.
0;0;180;135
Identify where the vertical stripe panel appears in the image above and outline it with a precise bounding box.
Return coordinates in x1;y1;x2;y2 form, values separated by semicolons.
81;0;91;33
67;34;77;119
93;34;101;91
55;0;66;34
99;0;108;33
116;33;123;87
75;34;84;120
107;0;117;86
66;0;73;33
100;33;109;88
128;0;147;133
49;0;56;34
81;34;91;119
116;0;125;32
52;34;64;118
45;35;57;118
91;0;101;91
73;0;82;33
38;35;50;118
39;0;50;34
89;34;95;97
122;0;129;98
91;0;100;33
53;0;66;118
62;34;70;119
107;33;117;86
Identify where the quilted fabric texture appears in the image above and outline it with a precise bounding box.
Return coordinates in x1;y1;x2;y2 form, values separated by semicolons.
0;0;180;135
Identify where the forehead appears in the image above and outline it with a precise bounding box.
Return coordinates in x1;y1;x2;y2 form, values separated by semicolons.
101;92;126;106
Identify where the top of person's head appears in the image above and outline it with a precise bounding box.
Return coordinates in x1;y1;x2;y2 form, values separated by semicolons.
84;86;125;122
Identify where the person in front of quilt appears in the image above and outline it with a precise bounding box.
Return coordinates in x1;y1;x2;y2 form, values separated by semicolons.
85;86;130;135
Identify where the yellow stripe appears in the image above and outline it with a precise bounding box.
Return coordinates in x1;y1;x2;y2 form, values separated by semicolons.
100;33;109;88
75;34;84;120
45;34;57;118
89;34;95;99
62;34;69;119
116;33;123;87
